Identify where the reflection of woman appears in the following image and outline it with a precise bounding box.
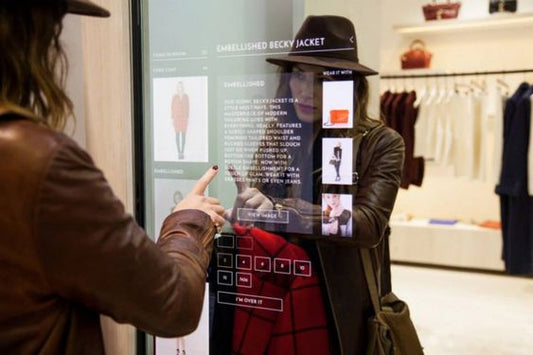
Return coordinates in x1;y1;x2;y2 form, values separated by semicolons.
171;81;189;159
322;194;351;236
226;15;404;353
332;141;342;181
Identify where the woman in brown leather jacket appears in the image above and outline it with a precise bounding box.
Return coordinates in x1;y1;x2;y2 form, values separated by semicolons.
0;1;225;353
226;16;405;354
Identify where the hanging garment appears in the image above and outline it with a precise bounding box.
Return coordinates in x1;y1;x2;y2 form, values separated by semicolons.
496;83;533;275
422;88;440;160
380;91;425;189
380;90;392;125
497;83;533;196
439;92;455;167
471;94;484;180
390;92;408;133
450;93;476;178
480;87;506;183
413;95;431;157
529;95;533;196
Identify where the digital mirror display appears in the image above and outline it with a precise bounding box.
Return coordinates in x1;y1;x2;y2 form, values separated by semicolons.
138;1;365;353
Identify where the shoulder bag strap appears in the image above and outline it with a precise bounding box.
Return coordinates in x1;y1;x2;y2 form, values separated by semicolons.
360;248;381;314
354;127;383;315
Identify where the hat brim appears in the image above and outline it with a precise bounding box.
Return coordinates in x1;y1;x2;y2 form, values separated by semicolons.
67;0;110;17
266;55;378;76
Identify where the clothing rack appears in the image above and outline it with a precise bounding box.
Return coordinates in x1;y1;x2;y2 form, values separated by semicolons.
380;68;533;79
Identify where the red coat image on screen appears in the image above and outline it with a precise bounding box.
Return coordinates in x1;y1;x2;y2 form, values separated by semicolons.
231;224;331;355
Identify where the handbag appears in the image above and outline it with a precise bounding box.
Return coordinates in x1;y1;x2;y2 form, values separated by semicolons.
329;157;337;165
360;248;424;355
489;0;517;13
422;0;461;20
330;109;349;124
401;40;432;70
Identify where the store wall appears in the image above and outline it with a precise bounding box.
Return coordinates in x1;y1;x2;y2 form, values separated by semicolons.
380;0;533;222
79;0;136;353
62;16;87;148
381;0;533;72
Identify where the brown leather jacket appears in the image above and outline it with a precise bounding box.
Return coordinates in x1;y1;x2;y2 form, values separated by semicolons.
0;115;215;354
266;118;405;354
316;119;404;354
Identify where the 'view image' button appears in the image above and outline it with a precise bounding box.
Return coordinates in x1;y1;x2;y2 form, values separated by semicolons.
237;208;289;224
217;291;283;312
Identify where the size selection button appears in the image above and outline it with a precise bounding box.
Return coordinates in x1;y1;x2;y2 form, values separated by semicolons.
236;254;252;270
217;270;233;286
216;235;235;249
294;260;312;277
254;256;271;272
237;236;253;250
274;258;291;274
217;253;233;268
236;272;252;288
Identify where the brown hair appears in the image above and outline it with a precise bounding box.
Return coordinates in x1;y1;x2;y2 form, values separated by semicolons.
0;1;72;130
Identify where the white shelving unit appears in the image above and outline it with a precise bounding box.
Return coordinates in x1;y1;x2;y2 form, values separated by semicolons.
390;220;505;271
394;12;533;34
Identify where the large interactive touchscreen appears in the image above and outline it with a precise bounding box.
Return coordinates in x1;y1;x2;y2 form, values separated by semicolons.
219;69;357;238
138;1;361;353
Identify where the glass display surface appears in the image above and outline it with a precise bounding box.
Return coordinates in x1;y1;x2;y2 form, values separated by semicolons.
138;1;364;353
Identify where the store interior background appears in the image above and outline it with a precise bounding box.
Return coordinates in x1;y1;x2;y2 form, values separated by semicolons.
64;0;533;353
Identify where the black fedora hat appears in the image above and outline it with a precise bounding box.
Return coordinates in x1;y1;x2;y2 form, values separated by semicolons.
66;0;110;17
266;15;377;76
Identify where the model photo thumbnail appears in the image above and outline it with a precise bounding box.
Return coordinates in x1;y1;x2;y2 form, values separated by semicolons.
153;76;209;162
321;193;353;237
322;137;353;185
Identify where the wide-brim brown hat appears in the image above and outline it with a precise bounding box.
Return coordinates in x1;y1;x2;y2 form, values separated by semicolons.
266;15;377;76
66;0;110;17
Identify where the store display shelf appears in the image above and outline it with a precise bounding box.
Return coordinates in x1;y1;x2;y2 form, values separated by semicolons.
394;12;533;34
389;220;504;271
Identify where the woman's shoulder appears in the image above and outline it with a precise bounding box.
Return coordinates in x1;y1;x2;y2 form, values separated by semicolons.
0;117;66;159
1;116;94;169
360;118;403;145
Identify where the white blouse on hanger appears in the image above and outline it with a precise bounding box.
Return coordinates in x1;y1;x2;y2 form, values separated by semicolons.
451;93;476;178
527;96;533;196
483;87;506;185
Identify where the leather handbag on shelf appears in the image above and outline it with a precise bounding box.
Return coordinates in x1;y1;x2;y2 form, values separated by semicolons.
401;40;433;70
360;248;424;355
422;0;461;21
489;0;517;13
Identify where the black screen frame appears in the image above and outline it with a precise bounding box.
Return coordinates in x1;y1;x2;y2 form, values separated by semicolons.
130;0;149;353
